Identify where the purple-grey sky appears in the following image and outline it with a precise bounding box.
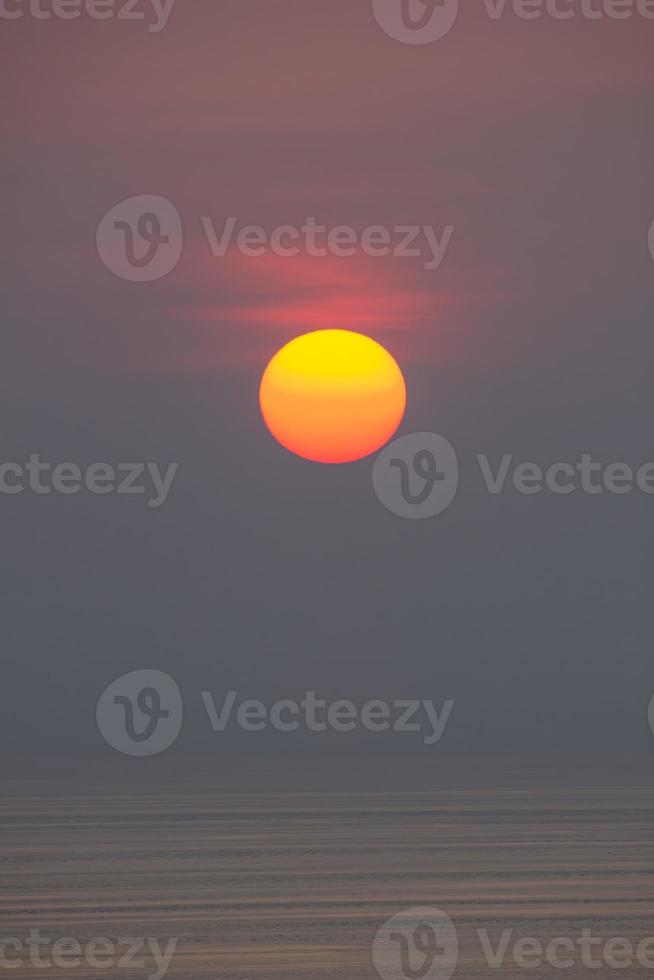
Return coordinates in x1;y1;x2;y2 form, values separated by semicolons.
2;0;654;765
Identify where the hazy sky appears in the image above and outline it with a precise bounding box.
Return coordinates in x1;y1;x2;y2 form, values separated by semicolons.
2;0;654;767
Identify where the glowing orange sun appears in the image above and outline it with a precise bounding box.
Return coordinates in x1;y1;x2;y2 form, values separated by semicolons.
259;329;406;463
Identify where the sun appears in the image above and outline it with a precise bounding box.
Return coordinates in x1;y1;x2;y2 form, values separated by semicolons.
259;329;406;464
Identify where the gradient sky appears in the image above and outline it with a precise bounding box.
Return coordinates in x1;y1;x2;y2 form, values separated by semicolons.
2;0;654;767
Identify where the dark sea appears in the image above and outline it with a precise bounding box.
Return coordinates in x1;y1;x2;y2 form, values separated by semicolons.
2;757;652;979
